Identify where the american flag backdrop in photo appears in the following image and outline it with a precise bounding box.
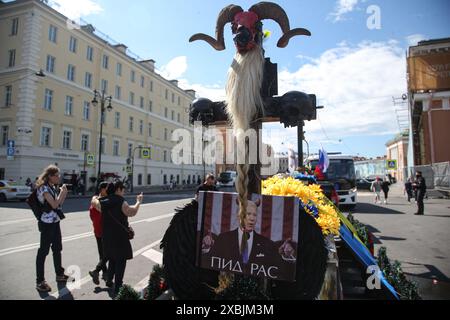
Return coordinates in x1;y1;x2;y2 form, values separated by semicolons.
197;191;300;242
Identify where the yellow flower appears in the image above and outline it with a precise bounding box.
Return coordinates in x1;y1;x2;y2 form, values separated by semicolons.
262;176;341;236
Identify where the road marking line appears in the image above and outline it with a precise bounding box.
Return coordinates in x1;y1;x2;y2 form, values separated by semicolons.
48;238;162;300
141;249;163;264
0;213;173;257
0;218;36;226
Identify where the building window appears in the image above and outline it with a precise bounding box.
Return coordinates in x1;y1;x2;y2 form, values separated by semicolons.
138;174;142;186
177;113;180;123
65;96;73;116
138;145;143;159
147;174;151;185
129;92;135;105
69;36;77;53
62;130;72;149
140;76;145;88
100;137;106;154
171;110;175;121
130;70;135;83
140;96;144;109
163;150;168;162
44;89;53;111
165;89;168;100
115;86;121;100
4;86;12;107
48;25;57;43
129;117;134;132
101;79;108;93
164;128;168;141
178;96;181;106
8;49;16;67
114;112;120;129
164;107;168;118
86;46;94;61
81;134;89;152
40;127;51;147
1;126;9;146
102;55;109;69
148;123;152;137
139;120;143;135
171;93;175;103
113;140;120;156
46;55;55;73
163;174;167;185
67;64;76;82
150;81;153;92
11;18;19;36
116;63;122;76
128;143;133;158
83;101;90;120
149;100;153;112
85;72;92;88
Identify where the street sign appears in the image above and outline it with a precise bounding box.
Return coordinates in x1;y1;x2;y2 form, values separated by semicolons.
6;140;14;161
126;165;132;174
141;148;150;159
386;159;397;170
86;153;95;166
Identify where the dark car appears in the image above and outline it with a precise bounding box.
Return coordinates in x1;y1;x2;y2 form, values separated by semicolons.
356;178;372;190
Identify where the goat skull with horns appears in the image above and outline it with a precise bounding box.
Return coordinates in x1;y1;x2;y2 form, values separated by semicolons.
189;2;311;53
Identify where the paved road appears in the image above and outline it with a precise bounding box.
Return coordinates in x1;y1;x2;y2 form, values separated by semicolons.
0;192;194;300
350;184;450;299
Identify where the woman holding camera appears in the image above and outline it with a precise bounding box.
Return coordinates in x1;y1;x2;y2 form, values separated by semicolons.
35;165;69;292
100;180;143;296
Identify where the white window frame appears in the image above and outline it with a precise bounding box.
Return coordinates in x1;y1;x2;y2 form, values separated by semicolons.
44;88;53;111
129;116;134;132
62;129;73;150
85;72;92;88
102;54;109;69
65;95;73;116
1;124;9;146
46;55;55;73
113;139;120;156
83;101;90;120
86;46;93;61
49;25;57;43
40;125;52;147
67;64;76;82
11;17;19;36
69;36;77;53
81;133;90;152
139;120;143;135
116;62;122;76
4;85;12;107
8;49;16;67
114;111;120;129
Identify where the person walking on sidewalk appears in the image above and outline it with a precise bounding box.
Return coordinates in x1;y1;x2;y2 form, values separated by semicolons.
100;180;143;296
371;177;382;204
413;171;427;215
35;165;70;292
404;178;414;202
88;181;109;285
381;178;390;204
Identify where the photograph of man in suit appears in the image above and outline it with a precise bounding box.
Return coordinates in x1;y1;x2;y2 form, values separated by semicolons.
202;198;296;280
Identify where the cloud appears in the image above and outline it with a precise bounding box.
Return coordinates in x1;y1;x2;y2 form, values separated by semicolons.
49;0;103;20
275;40;406;151
328;0;359;22
160;56;188;80
405;34;427;47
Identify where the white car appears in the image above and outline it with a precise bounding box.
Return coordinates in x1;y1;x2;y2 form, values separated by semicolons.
217;171;237;188
0;180;31;202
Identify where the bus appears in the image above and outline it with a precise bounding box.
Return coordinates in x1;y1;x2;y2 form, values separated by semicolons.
305;154;357;208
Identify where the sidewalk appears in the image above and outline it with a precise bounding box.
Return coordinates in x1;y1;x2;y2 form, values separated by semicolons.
352;183;450;299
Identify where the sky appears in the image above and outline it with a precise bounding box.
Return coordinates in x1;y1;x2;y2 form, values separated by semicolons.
46;0;450;158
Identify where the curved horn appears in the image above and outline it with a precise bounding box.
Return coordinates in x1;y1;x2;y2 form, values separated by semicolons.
249;2;311;48
189;4;243;51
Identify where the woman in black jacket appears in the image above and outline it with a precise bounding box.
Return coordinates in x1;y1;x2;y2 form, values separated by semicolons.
99;180;143;295
381;179;390;204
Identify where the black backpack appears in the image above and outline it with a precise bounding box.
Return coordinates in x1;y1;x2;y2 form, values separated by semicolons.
26;189;44;221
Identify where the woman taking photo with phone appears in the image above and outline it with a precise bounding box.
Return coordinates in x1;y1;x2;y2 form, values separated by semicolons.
35;165;70;292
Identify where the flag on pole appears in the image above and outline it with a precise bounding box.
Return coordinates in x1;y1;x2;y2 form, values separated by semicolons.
318;148;330;173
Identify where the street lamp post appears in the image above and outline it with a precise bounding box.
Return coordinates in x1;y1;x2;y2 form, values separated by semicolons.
91;89;112;186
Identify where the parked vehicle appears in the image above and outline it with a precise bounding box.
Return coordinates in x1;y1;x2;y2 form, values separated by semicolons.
0;180;32;202
356;178;373;190
217;171;237;188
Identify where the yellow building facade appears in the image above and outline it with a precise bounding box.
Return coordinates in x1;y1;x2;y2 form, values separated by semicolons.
0;0;212;188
